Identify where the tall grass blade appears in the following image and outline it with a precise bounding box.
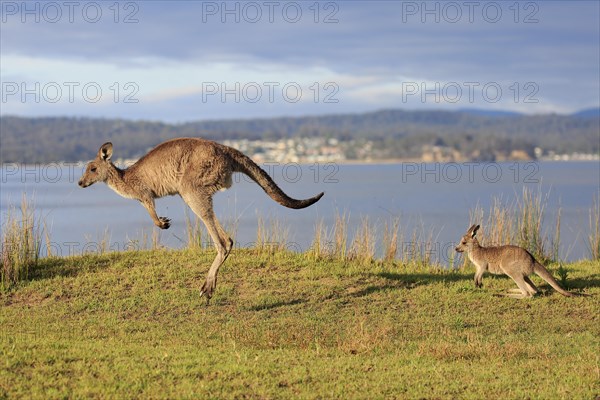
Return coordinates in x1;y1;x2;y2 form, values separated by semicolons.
1;196;44;290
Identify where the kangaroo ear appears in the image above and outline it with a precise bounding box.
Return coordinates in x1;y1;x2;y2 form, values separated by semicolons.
467;224;479;237
99;142;113;161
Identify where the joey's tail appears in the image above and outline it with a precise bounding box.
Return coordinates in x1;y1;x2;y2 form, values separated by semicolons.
229;148;324;209
533;263;573;297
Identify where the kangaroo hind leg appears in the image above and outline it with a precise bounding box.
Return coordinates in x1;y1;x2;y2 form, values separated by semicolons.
523;276;539;294
504;272;537;299
182;191;232;303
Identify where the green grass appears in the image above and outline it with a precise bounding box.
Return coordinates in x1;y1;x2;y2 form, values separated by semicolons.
1;249;599;399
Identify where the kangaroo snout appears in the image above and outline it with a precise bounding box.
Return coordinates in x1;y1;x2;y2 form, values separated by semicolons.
78;179;94;188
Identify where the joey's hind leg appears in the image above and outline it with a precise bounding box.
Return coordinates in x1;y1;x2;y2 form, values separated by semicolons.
182;191;231;302
502;292;529;299
505;273;537;299
523;276;539;295
506;276;537;295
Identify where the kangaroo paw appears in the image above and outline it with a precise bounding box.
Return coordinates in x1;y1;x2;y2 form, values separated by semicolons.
158;217;171;229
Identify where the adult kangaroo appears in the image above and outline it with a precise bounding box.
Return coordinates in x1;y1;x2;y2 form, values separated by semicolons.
78;138;324;301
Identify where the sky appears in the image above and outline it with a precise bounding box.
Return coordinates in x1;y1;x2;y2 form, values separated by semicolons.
1;1;599;122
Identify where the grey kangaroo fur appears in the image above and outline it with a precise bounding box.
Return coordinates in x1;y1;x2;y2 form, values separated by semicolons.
79;138;324;301
455;224;574;298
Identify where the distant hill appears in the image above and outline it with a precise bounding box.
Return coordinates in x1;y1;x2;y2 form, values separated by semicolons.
572;108;600;118
0;109;598;163
459;108;523;118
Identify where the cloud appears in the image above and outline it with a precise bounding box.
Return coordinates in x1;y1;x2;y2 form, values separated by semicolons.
1;1;598;120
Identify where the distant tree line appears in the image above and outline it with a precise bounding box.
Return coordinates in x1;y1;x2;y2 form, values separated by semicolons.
0;109;598;163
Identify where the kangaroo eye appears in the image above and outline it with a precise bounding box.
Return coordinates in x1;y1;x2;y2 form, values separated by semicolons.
91;167;97;172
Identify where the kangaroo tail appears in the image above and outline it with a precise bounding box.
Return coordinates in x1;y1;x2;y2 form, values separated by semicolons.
533;263;573;297
228;148;324;209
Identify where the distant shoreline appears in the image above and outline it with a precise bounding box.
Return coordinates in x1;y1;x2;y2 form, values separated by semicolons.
1;157;599;169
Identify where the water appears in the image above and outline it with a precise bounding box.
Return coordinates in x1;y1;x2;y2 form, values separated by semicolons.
1;161;599;262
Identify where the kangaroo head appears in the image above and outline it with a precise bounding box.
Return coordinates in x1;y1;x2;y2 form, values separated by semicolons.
455;224;480;253
78;142;114;188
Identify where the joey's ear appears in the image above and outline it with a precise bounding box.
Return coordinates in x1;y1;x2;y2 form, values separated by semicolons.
467;224;479;237
98;142;113;161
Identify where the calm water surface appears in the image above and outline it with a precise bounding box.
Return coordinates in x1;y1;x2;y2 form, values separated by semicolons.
1;161;599;263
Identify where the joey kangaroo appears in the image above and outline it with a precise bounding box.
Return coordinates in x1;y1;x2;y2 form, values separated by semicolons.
78;138;324;301
455;224;573;298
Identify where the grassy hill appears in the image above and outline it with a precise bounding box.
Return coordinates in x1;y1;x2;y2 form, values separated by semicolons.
1;249;598;399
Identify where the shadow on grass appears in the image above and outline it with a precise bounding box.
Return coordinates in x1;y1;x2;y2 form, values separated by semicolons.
383;270;600;288
378;271;472;284
349;284;401;298
559;273;600;292
372;270;600;297
346;271;473;298
249;298;306;311
27;255;115;281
